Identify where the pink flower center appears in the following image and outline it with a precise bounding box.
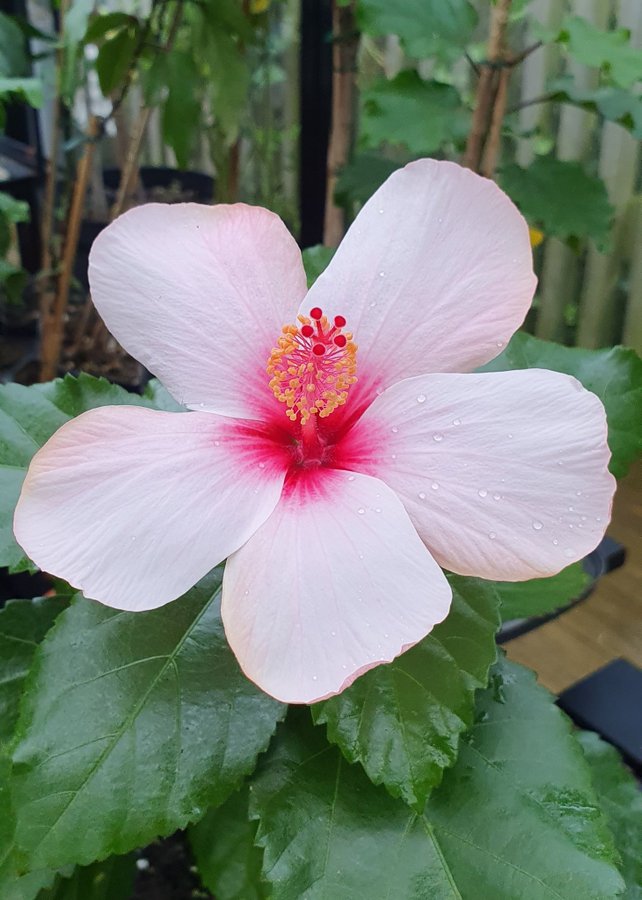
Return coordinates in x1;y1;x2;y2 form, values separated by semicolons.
267;307;357;425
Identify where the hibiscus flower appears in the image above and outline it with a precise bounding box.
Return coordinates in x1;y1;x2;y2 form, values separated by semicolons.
13;160;614;704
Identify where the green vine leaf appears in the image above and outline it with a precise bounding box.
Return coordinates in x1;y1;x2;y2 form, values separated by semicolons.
480;332;642;478
9;569;284;872
556;16;642;89
37;854;137;900
361;72;469;155
499;157;613;251
312;576;500;809
250;659;624;899
357;0;477;59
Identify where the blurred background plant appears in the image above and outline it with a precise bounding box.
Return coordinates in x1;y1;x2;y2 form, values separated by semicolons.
0;0;639;386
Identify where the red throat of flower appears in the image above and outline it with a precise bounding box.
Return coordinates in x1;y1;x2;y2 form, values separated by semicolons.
267;307;357;424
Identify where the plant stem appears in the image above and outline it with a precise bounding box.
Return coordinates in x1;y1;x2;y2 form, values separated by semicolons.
462;0;513;173
323;0;359;248
40;117;99;381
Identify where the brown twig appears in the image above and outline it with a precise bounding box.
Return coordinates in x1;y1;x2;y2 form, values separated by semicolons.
481;66;510;177
462;0;513;173
323;1;359;247
40;117;99;381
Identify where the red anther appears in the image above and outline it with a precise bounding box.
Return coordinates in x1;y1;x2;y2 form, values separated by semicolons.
334;334;347;348
309;307;323;320
300;324;314;337
334;315;346;328
312;343;326;356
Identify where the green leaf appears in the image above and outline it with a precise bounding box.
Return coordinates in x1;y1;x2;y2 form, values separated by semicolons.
189;786;267;900
312;575;499;809
38;854;137;900
0;754;57;900
557;16;642;89
83;13;137;45
10;569;284;871
0;193;29;224
0;77;41;106
361;72;469;155
251;659;624;899
499;157;613;250
0;12;28;77
578;731;642;898
162;51;202;169
335;153;400;208
480;332;642;478
0;375;160;572
95;24;139;97
0;598;65;745
301;246;335;288
494;562;591;621
357;0;477;59
550;76;642;139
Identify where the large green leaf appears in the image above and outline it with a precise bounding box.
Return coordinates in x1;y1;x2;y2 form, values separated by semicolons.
357;0;477;59
556;16;642;89
312;576;499;809
251;659;624;899
0;598;64;745
162;50;202;169
494;562;590;621
578;731;642;898
480;332;642;478
0;12;28;77
189;786;266;900
499;157;613;250
361;72;469;155
95;24;140;97
10;570;284;872
0;375;159;572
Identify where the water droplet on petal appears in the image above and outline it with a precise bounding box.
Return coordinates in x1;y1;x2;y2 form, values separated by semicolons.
532;520;543;530
489;532;496;540
357;508;365;515
493;493;501;501
478;489;488;498
347;475;355;481
391;453;397;460
418;491;426;500
312;675;318;681
417;394;426;404
497;341;504;349
214;440;220;447
431;482;439;490
258;462;266;469
452;418;461;426
378;208;384;214
331;630;336;637
378;271;385;277
576;490;582;496
432;432;443;442
375;507;382;513
391;426;399;433
552;539;559;546
581;515;587;521
507;433;513;439
568;505;574;512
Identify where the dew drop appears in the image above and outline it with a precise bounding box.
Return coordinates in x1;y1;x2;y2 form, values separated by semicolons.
391;453;397;460
348;474;355;481
431;482;439;490
576;490;582;497
417;394;427;404
596;516;602;522
568;505;574;512
258;461;266;469
357;508;365;515
375;507;382;514
557;460;564;466
391;426;399;433
507;433;513;439
378;208;384;214
552;539;559;546
214;440;220;447
378;271;385;277
493;493;501;501
312;675;318;681
418;491;427;500
244;589;249;596
131;536;137;542
478;488;488;498
452;418;461;426
496;341;504;349
432;432;443;442
369;301;377;308
581;515;587;521
532;520;543;530
489;532;496;540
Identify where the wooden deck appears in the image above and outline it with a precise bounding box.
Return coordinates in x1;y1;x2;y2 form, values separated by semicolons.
506;461;642;693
